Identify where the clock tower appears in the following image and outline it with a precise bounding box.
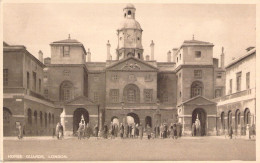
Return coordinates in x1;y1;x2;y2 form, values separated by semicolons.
116;4;144;60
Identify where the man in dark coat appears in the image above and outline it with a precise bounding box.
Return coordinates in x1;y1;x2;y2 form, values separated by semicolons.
173;123;177;139
120;123;124;139
229;126;233;139
176;123;181;138
192;123;196;136
129;125;132;138
103;124;108;139
124;123;128;138
94;125;99;137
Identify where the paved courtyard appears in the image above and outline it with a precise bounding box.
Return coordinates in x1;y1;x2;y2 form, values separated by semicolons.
3;136;255;161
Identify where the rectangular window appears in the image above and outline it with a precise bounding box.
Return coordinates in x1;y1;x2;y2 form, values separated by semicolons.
110;89;119;103
236;72;242;92
64;89;71;101
229;79;232;94
194;70;202;78
27;72;30;89
145;74;153;82
94;92;99;103
39;79;41;93
144;89;153;102
112;74;118;81
3;69;8;86
246;72;250;89
215;89;222;98
163;93;168;102
63;46;70;57
33;72;36;91
195;51;201;58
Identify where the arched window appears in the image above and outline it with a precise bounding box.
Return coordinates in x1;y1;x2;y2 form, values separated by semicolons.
48;113;51;125
34;111;37;124
220;112;225;129
228;110;232;129
191;81;203;98
28;109;32;125
127;53;134;57
60;81;74;101
244;108;250;125
128;10;131;15
123;84;140;103
40;111;43;127
45;113;47;128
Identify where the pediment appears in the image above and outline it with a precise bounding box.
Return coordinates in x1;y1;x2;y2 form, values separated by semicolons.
65;96;96;106
106;57;158;71
181;96;216;106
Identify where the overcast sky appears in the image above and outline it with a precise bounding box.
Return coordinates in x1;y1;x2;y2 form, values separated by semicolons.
3;3;255;64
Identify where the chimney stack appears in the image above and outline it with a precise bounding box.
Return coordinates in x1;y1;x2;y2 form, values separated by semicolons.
150;40;154;60
172;48;178;62
145;55;150;61
221;47;225;68
87;49;91;62
38;50;43;63
107;40;111;61
167;51;172;62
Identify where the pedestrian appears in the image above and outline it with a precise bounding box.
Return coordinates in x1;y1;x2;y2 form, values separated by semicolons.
163;124;167;138
146;125;152;140
103;124;108;139
17;123;23;139
160;124;163;138
192;123;195;136
94;124;99;137
78;120;85;140
170;123;174;139
131;123;136;138
129;125;132;138
176;123;181;138
229;125;233;139
120;123;124;139
85;123;91;139
124;123;128;138
173;123;177;139
56;122;61;140
139;123;143;140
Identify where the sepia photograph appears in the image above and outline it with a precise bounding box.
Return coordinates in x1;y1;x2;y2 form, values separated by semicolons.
1;1;257;161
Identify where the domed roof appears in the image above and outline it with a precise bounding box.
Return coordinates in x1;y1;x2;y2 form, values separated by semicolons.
124;3;135;9
118;18;142;30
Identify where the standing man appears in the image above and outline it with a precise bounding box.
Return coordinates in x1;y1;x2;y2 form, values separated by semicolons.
160;124;164;138
192;123;195;136
229;125;233;139
120;123;124;139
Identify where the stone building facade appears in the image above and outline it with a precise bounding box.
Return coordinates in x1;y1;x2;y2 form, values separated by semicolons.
3;4;254;137
214;47;256;136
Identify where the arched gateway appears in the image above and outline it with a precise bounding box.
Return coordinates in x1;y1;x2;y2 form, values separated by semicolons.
126;112;140;125
192;108;207;136
73;108;89;134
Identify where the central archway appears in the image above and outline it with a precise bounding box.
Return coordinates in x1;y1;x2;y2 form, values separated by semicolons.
192;108;207;136
126;112;140;125
73;108;89;134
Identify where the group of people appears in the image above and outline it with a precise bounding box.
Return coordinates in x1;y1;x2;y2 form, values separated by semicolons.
100;122;182;140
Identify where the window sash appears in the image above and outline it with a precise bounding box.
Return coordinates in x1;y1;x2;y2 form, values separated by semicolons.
3;69;8;86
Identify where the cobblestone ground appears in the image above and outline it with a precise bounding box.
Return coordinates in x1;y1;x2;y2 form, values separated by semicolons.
3;136;256;161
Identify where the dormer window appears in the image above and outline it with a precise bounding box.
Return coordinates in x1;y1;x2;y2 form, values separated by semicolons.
195;51;201;58
63;46;70;57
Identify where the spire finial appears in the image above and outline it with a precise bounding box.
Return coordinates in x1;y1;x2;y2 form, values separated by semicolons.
68;34;71;39
192;34;194;40
222;47;224;53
